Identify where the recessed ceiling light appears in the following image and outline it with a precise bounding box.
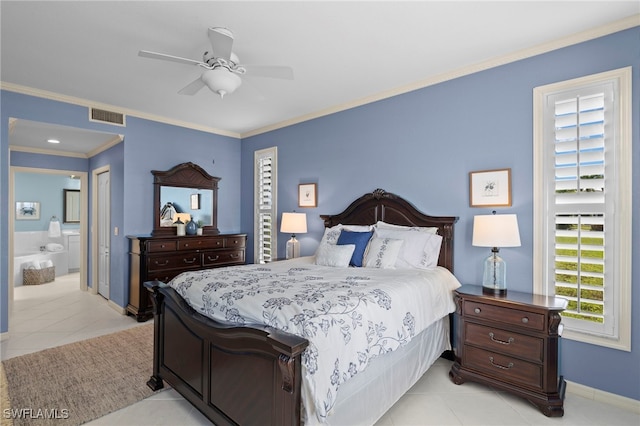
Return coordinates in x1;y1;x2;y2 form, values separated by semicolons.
47;139;60;144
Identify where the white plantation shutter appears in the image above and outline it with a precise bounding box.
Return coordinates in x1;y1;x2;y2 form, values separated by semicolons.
552;91;609;333
254;147;277;263
534;68;632;350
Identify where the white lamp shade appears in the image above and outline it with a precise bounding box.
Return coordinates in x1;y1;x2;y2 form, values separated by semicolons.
280;212;307;234
472;214;521;248
201;68;242;98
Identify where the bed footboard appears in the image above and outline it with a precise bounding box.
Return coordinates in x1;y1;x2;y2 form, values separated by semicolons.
144;280;309;426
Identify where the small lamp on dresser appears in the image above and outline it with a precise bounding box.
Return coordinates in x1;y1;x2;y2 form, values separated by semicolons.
472;211;521;295
281;212;307;259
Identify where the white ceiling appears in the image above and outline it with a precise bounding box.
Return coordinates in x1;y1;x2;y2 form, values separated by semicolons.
2;1;638;153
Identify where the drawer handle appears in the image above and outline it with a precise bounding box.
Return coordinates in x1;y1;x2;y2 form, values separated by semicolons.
489;332;514;345
184;243;190;248
154;260;169;266
183;257;197;264
229;253;239;259
207;255;220;261
521;317;529;324
474;307;481;314
489;357;514;370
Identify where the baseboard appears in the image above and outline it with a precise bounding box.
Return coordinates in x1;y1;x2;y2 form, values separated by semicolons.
107;300;127;315
566;380;640;414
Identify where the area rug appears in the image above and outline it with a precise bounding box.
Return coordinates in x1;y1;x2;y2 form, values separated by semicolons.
1;324;159;426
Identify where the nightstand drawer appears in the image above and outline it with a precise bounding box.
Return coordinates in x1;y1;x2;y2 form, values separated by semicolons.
465;323;543;363
464;301;545;331
464;345;543;389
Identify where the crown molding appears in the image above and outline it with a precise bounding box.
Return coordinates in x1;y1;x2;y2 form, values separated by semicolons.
1;14;637;140
242;14;639;138
9;145;88;159
0;83;241;139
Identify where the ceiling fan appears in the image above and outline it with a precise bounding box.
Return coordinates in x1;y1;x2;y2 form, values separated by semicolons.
139;27;293;99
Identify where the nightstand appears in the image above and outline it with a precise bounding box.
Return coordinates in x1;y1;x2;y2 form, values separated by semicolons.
449;285;568;417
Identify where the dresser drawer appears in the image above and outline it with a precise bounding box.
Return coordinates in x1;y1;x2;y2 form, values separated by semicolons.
146;269;185;283
202;249;245;266
464;345;542;390
147;253;202;272
465;323;543;363
147;240;178;252
464;301;545;331
178;237;224;251
224;236;246;248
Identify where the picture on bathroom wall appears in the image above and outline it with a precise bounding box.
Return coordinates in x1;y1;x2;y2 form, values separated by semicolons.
16;201;40;220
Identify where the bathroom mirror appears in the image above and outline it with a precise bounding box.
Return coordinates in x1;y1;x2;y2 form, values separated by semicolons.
63;189;80;223
152;162;220;236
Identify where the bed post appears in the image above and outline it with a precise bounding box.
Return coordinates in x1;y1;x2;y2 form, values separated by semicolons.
145;280;166;391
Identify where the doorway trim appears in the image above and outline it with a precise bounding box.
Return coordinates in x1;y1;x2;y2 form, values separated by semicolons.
91;164;110;297
8;166;89;312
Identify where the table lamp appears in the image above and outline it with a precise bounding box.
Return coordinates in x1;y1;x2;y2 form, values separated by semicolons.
472;212;521;295
281;212;307;259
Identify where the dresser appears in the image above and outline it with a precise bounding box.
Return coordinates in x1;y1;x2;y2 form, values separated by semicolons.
449;285;568;417
127;233;246;322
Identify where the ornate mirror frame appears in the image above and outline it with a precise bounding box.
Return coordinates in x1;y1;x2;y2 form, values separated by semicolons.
152;162;220;236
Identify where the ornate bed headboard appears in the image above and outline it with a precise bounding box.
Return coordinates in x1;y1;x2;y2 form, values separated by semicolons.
320;189;458;273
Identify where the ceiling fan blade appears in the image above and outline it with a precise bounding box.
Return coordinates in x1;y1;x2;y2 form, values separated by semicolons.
178;77;206;95
208;27;234;61
138;50;204;67
242;65;294;80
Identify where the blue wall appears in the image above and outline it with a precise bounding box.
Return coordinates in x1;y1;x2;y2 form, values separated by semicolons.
14;171;81;233
241;27;639;400
1;27;637;401
1;91;242;324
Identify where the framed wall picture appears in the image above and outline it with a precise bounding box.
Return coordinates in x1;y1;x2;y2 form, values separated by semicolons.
298;183;317;208
16;201;41;220
190;193;200;210
469;168;512;207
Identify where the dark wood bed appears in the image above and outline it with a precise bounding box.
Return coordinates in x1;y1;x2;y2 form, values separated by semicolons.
144;189;458;425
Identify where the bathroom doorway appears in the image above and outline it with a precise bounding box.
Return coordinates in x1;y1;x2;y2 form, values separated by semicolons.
7;118;122;325
8;166;89;313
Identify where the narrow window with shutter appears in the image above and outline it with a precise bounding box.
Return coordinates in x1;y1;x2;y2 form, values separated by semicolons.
254;147;277;264
533;68;631;351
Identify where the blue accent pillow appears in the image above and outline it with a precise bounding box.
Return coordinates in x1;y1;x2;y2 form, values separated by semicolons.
336;230;374;267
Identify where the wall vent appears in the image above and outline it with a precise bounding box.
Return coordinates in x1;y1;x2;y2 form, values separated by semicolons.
89;107;126;126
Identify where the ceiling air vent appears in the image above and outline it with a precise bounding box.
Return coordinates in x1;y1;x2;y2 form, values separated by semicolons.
89;107;125;126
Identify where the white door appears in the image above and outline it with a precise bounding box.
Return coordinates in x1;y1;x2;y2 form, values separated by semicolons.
97;170;110;299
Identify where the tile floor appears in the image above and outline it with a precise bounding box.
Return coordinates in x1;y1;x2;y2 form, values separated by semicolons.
2;273;638;425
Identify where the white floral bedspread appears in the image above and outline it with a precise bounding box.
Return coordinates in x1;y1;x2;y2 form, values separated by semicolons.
168;256;461;423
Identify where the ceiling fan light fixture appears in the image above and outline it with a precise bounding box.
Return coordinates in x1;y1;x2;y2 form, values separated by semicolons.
201;68;242;98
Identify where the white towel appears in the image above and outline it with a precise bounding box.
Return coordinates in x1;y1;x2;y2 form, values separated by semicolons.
25;261;41;270
40;260;54;268
48;220;61;238
46;243;64;252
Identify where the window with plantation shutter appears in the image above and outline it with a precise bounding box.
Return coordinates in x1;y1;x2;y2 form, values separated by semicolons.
254;147;277;264
533;68;631;351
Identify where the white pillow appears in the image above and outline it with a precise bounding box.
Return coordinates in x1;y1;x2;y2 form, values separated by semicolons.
420;233;443;268
315;244;356;267
317;224;374;247
374;228;443;269
375;221;438;234
363;238;404;269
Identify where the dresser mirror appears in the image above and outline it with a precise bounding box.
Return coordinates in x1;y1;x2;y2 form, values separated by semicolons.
152;162;220;236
